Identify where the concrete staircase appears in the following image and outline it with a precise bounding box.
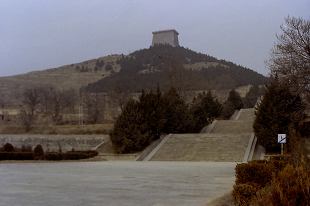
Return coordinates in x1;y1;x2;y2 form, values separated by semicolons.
209;120;253;134
138;108;265;162
149;133;252;162
238;108;256;122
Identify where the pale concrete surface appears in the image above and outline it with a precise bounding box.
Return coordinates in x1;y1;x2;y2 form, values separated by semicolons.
0;161;237;206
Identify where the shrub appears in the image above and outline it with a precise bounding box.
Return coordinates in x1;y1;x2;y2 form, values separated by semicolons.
252;162;310;206
42;153;63;161
233;159;286;205
4;143;15;152
33;144;44;158
62;153;88;160
232;183;257;206
234;160;275;188
0;152;33;160
41;150;97;161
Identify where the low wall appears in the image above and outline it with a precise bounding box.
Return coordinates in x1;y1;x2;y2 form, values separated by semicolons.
0;135;108;152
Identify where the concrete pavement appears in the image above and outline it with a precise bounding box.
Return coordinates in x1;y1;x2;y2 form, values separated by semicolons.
0;161;237;206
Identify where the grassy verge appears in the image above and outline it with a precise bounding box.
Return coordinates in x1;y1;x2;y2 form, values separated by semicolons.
0;124;114;135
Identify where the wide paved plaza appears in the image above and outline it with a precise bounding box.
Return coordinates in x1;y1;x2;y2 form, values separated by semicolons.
0;161;237;206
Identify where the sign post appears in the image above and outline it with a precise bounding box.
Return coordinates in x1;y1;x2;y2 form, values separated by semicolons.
278;134;286;155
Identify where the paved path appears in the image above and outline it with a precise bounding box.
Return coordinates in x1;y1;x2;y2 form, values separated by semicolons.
0;162;237;206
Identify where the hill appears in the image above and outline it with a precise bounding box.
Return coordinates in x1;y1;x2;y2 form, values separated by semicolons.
0;44;267;104
83;44;267;93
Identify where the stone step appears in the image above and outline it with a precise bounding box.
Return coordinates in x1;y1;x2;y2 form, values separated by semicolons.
209;120;253;134
237;108;256;121
150;133;252;162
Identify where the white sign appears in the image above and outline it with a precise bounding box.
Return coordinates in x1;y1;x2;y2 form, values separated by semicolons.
278;134;286;143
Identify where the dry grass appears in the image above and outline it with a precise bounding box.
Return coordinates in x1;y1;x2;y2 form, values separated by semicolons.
0;124;114;135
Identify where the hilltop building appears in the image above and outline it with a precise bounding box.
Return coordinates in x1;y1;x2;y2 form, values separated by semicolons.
152;29;179;47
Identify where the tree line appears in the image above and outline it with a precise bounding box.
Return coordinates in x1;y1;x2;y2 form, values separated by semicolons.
109;85;261;154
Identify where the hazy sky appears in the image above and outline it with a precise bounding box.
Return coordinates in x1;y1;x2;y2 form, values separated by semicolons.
1;0;309;77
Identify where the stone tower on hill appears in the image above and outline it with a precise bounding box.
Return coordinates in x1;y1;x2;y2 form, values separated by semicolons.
152;29;179;47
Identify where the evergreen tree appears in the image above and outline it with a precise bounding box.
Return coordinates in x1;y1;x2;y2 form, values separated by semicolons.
109;99;152;154
221;101;235;119
191;90;222;131
139;86;166;140
105;64;113;71
162;87;195;133
243;85;264;108
227;89;243;110
253;76;304;151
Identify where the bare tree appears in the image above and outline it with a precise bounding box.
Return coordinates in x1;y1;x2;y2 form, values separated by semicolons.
62;88;77;112
22;87;41;115
83;92;105;124
0;98;6;117
267;16;310;104
106;77;132;112
49;88;77;118
19;111;34;132
38;86;53;114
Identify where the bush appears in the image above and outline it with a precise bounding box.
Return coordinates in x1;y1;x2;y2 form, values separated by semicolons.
234;160;275;188
33;144;44;158
0;152;33;160
42;153;63;161
232;183;257;206
233;159;286;205
252;162;310;206
234;157;310;205
4;143;15;152
42;150;98;161
62;153;88;160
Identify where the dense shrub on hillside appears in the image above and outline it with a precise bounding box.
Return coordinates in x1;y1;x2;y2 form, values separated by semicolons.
83;44;267;93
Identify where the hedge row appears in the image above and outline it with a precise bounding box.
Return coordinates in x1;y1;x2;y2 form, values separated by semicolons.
232;157;309;206
0;152;34;160
41;150;98;161
0;150;98;161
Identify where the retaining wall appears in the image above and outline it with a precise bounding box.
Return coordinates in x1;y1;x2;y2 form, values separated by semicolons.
0;135;108;152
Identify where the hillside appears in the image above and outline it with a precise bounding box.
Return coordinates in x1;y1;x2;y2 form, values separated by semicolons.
83;44;267;93
0;55;121;102
0;44;267;103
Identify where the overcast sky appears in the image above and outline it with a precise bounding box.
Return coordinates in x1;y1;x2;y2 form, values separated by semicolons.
0;0;309;77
